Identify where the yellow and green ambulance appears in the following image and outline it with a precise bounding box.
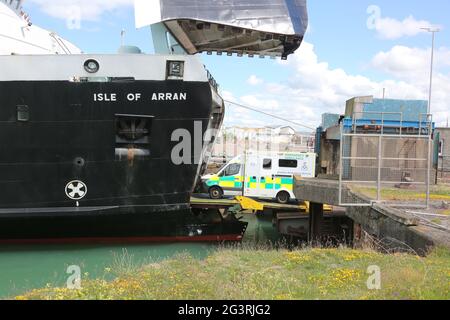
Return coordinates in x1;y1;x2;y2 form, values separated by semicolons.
201;152;316;204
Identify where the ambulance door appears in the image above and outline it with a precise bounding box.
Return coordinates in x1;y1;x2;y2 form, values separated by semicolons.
259;157;275;198
243;154;260;198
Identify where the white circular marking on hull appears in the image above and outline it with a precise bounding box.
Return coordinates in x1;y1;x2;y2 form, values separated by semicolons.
65;180;88;200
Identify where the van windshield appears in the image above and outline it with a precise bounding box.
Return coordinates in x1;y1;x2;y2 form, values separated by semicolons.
216;162;228;174
222;163;241;177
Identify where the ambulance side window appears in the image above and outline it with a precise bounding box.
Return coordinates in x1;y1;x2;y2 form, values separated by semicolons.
279;159;298;168
263;159;272;170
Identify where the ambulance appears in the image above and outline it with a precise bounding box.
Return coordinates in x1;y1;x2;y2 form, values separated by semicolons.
201;152;316;204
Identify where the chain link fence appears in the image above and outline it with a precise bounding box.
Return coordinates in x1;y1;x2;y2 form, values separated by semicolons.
438;154;450;183
339;113;433;208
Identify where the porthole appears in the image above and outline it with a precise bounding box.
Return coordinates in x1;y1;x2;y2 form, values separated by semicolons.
84;59;100;73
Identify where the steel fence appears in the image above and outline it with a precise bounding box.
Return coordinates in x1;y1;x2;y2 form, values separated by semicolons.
438;154;450;181
339;112;433;208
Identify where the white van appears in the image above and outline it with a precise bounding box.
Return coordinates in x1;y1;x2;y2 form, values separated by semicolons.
201;152;316;204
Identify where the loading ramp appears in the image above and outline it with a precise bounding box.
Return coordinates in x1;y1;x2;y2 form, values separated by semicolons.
191;195;315;212
191;195;339;242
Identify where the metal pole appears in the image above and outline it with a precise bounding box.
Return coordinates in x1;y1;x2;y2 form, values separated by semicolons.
427;133;431;208
338;123;344;206
377;135;382;202
421;27;439;208
420;27;440;113
427;31;435;208
428;31;435;115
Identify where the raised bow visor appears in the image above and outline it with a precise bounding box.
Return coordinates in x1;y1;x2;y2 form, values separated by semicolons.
135;0;308;59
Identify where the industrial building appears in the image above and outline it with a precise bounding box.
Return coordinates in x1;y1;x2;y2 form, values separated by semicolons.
316;96;434;186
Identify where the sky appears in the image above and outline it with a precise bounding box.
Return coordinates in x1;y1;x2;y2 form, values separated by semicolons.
22;0;450;131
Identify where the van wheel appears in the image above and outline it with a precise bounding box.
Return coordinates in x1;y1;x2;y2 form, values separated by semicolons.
209;186;223;200
276;191;290;204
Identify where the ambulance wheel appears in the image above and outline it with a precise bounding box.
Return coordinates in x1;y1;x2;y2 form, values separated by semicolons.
209;186;223;200
276;191;290;204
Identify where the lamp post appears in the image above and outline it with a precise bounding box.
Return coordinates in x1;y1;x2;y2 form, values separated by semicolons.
421;27;440;115
421;27;439;207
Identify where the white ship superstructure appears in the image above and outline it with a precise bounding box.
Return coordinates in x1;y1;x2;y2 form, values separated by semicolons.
0;0;81;55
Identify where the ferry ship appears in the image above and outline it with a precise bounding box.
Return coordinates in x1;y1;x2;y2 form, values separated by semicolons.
0;0;308;243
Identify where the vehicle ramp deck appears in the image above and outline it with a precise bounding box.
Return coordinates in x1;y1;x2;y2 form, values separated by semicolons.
190;196;326;213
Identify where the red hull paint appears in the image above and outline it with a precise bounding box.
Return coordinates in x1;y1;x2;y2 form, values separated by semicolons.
0;234;244;245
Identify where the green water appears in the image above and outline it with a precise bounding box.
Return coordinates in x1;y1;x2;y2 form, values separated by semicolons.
0;214;278;298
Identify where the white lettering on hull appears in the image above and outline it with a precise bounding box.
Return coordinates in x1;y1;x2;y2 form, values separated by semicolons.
93;93;117;102
151;93;187;101
93;92;188;102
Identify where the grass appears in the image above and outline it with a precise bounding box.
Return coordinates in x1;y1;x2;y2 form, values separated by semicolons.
352;184;450;202
15;247;450;300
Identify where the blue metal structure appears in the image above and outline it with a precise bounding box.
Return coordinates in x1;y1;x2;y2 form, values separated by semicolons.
342;97;434;136
356;98;428;122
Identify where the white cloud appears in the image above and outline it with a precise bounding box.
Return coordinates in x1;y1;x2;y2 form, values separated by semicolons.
240;95;279;111
277;42;430;120
221;90;237;103
223;41;450;129
28;0;134;21
373;15;437;40
247;75;263;86
371;45;450;124
372;45;450;79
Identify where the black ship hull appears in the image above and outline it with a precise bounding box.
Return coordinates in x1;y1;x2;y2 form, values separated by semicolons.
0;208;247;244
0;69;246;243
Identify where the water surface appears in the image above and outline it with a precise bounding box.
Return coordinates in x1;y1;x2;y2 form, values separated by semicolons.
0;214;278;298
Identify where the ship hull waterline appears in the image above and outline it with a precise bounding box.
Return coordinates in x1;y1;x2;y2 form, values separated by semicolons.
0;209;248;244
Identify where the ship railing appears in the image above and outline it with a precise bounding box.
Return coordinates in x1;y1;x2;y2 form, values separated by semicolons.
206;68;219;92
